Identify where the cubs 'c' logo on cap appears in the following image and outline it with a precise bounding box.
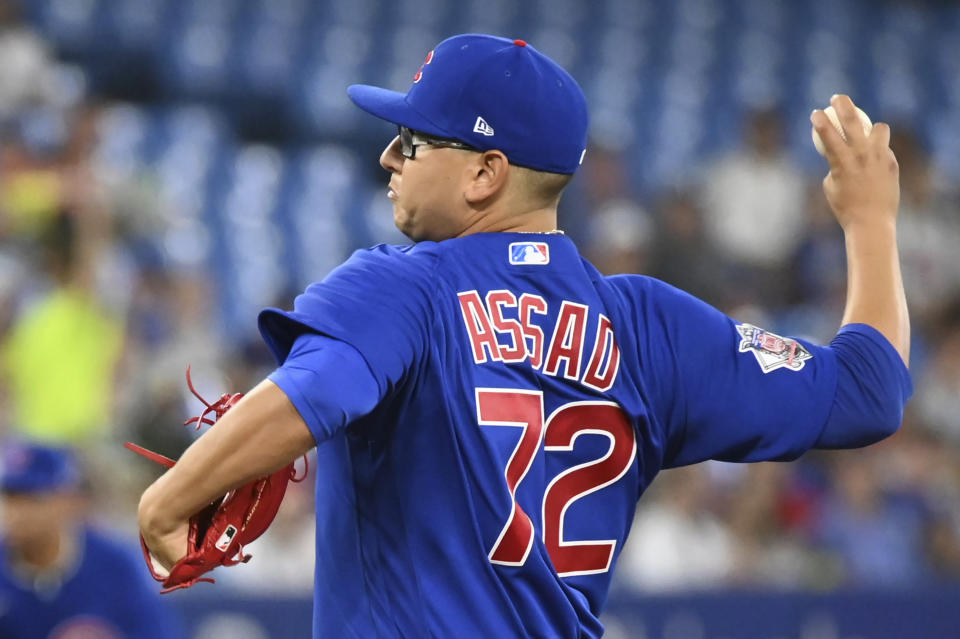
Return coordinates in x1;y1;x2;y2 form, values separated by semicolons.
413;50;435;83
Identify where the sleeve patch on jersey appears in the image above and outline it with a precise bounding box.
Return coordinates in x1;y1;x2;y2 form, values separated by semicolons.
736;323;812;373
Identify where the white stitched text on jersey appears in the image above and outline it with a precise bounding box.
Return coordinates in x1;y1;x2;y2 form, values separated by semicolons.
458;290;621;391
736;323;812;373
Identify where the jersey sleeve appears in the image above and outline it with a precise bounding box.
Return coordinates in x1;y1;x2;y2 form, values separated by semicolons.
268;332;382;444
258;243;439;394
621;276;840;467
815;322;912;448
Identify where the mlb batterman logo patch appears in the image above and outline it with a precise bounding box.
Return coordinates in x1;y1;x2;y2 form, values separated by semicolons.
736;323;812;373
509;242;549;265
214;525;238;552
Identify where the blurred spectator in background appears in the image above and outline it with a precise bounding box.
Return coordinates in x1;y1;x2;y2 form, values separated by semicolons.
116;267;226;457
888;125;960;334
584;198;654;276
0;208;122;445
0;102;126;446
580;144;654;275
649;189;730;304
618;465;736;591
0;441;183;638
786;180;849;341
874;418;960;583
817;451;927;587
915;305;960;444
0;133;61;239
724;462;828;588
700;107;807;308
0;0;55;126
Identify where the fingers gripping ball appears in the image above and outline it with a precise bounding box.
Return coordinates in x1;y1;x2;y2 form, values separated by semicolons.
126;367;309;593
812;104;873;156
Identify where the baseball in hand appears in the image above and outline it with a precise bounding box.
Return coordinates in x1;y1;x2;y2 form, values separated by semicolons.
811;104;873;156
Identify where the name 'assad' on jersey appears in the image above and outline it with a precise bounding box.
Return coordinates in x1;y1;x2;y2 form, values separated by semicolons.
258;232;839;639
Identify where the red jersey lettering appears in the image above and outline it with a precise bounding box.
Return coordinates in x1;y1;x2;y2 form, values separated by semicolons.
486;290;526;363
458;291;502;363
543;302;589;381
519;293;548;369
582;315;621;392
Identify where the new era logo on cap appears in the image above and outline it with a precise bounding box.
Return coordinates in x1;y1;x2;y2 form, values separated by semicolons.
473;116;495;136
509;242;549;265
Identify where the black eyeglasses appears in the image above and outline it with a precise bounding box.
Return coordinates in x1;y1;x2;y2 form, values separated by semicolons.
398;126;477;159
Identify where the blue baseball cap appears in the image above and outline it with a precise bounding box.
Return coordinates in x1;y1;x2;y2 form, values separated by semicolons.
0;442;80;494
348;34;588;175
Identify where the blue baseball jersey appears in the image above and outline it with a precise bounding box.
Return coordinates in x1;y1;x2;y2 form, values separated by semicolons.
258;233;845;638
0;527;183;638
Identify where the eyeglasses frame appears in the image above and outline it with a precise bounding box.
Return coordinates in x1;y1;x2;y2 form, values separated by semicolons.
398;126;478;159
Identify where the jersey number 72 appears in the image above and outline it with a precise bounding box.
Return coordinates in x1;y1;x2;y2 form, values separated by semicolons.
476;388;637;578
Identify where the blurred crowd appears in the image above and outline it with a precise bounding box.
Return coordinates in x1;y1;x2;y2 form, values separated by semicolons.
592;107;960;592
0;0;958;607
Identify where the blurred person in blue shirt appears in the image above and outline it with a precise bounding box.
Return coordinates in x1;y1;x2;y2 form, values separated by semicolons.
0;441;183;638
818;451;927;587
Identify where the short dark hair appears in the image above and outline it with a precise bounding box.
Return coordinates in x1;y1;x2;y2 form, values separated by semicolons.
514;166;574;206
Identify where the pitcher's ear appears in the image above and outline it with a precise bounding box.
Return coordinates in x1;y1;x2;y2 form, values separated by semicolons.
464;150;510;205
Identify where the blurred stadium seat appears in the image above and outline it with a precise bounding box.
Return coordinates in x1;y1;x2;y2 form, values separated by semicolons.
24;0;960;291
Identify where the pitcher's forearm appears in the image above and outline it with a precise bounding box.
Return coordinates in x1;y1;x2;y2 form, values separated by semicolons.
811;96;907;365
840;220;910;366
138;380;315;534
